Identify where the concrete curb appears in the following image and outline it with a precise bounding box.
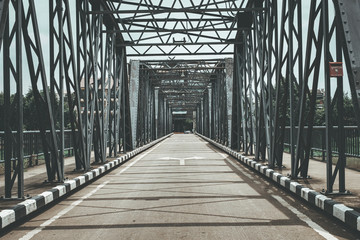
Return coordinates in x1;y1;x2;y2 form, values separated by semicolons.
0;134;172;230
197;133;360;232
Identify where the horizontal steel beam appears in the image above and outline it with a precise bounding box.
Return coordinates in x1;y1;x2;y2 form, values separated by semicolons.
87;8;265;14
127;52;234;56
142;67;225;71
159;88;208;91
117;18;235;22
140;59;225;63
105;28;250;33
119;42;239;46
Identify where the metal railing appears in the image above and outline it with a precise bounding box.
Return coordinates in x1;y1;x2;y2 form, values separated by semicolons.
0;130;74;166
284;126;360;159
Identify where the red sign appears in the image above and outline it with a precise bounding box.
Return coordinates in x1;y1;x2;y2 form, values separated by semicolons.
329;62;343;77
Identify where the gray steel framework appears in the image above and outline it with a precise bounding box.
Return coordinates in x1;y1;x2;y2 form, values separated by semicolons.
1;0;360;199
227;0;360;195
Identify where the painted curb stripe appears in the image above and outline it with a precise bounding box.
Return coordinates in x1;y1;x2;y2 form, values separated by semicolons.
196;133;360;232
0;134;172;230
345;210;360;230
32;195;45;209
39;191;54;205
0;210;15;228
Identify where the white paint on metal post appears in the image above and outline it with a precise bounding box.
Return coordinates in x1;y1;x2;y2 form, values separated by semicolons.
208;86;212;138
225;58;234;147
201;99;204;134
129;60;140;149
164;97;167;135
154;87;159;139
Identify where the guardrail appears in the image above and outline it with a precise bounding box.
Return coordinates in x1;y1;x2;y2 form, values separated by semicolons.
283;126;360;159
0;130;74;166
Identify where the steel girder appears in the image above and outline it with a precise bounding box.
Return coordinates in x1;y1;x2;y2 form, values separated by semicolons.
100;0;261;57
131;59;227;139
24;0;63;185
0;0;132;198
77;0;131;165
1;0;360;198
273;0;359;193
129;61;171;148
333;0;360;194
231;0;360;194
0;0;9;51
3;0;23;198
231;0;276;163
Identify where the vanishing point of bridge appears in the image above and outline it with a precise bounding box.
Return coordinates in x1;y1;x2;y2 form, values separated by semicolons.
0;0;360;239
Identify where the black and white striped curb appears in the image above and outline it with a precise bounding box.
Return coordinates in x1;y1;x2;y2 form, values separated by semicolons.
197;133;360;232
0;134;172;230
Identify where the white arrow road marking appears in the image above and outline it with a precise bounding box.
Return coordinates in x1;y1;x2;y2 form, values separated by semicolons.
159;157;181;161
159;157;185;165
159;156;203;165
184;156;204;160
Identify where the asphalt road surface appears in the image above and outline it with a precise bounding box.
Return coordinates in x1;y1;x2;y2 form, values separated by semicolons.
1;134;358;239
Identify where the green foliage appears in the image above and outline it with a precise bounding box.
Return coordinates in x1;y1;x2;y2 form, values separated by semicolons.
23;88;42;130
341;93;356;126
0;92;18;131
314;108;325;126
273;80;357;127
312;93;356;126
0;89;71;131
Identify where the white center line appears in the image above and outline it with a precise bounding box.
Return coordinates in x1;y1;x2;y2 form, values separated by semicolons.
272;195;338;240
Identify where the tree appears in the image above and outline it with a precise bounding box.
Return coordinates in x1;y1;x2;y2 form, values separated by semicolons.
314;107;325;126
23;88;42;130
342;93;356;126
21;88;71;130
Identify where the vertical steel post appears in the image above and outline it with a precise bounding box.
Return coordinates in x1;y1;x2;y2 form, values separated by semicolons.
3;0;10;198
335;11;346;193
17;0;24;196
323;0;333;193
193;110;196;132
201;99;204;135
288;0;295;175
208;86;212;139
225;58;234;147
155;87;159;139
129;60;140;149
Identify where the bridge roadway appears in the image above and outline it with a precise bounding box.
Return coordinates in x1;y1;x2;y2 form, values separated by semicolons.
1;134;358;239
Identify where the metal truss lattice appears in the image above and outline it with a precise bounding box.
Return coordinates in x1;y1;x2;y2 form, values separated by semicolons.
101;0;259;56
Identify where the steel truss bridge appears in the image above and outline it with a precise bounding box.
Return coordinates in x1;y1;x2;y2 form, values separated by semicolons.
1;0;360;201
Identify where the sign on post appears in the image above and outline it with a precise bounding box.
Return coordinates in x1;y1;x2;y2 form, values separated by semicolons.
329;62;343;77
